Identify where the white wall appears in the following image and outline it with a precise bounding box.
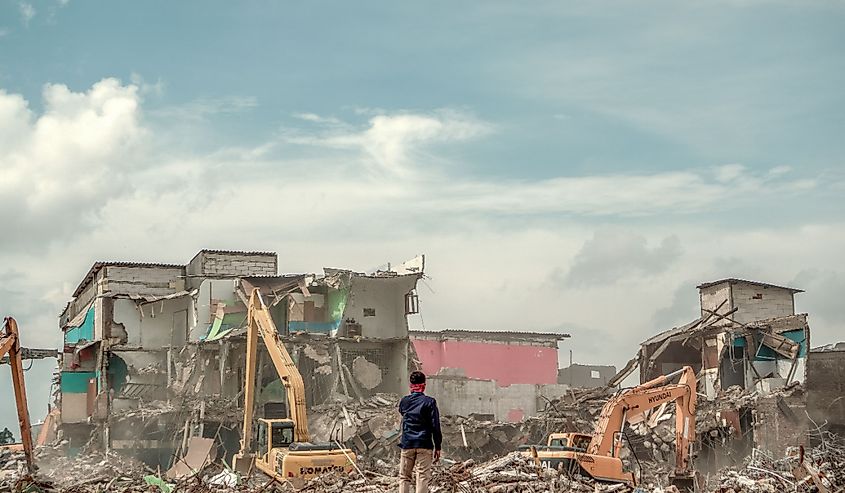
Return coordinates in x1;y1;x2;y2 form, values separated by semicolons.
113;297;191;349
192;279;239;340
344;275;418;339
702;368;718;400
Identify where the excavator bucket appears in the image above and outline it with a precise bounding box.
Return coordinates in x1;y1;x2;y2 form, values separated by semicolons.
232;453;255;475
669;471;701;492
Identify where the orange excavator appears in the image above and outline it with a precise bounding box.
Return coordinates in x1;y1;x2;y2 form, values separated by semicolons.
0;317;34;475
525;366;698;490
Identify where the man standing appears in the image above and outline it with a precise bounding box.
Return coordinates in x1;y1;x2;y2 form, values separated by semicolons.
398;371;442;493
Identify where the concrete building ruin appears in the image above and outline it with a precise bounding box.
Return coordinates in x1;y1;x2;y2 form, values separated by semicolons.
639;278;809;399
630;278;822;463
57;250;423;461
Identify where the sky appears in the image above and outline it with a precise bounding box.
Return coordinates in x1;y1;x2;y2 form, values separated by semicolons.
1;0;844;435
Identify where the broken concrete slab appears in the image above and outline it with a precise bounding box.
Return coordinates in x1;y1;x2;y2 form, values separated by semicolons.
352;356;382;390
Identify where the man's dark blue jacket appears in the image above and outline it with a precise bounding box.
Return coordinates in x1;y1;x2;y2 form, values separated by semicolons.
398;392;442;450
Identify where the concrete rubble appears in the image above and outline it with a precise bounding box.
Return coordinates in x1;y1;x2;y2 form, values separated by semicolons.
4;378;845;492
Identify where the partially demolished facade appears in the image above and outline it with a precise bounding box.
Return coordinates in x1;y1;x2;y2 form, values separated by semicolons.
57;250;423;461
639;278;809;399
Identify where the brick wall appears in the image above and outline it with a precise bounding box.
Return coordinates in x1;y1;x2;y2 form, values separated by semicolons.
102;266;185;298
192;251;277;277
731;283;794;324
700;284;733;326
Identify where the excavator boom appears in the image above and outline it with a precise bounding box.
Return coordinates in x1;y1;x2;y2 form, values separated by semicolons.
588;366;697;473
235;289;356;483
240;289;310;451
0;317;34;474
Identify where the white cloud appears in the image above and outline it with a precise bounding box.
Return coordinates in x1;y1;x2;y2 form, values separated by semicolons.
288;110;491;176
18;2;35;26
151;95;257;121
292;112;341;125
715;163;746;183
0;78;144;248
130;73;165;97
557;231;683;287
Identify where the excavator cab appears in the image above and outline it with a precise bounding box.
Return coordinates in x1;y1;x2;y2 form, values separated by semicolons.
256;419;295;456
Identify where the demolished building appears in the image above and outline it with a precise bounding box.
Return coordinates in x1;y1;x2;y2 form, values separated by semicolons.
410;329;572;422
639;278;809;399
56;250;423;463
627;279;825;466
11;268;843;492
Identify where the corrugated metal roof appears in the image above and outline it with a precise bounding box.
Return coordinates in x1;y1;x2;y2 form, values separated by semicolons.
640;317;703;347
188;249;277;265
696;278;804;293
410;328;570;341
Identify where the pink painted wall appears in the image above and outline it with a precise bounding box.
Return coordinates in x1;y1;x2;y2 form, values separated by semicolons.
411;338;559;387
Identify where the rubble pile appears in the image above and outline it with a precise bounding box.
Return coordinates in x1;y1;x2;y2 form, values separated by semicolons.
292;452;641;493
0;448;26;487
308;393;403;466
35;448;151;490
713;435;845;492
310;393;563;464
1;446;154;493
540;387;611;429
439;414;556;461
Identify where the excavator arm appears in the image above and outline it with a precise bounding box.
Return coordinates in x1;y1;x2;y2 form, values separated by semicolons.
587;366;697;475
0;317;34;474
240;289;310;455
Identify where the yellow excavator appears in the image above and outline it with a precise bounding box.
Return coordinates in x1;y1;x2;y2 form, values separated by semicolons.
523;366;699;491
233;289;356;484
0;317;34;475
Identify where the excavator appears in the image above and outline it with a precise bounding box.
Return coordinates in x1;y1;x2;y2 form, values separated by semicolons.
0;317;34;475
233;289;356;484
523;366;699;491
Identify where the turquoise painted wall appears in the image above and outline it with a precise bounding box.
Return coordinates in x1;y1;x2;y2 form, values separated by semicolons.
65;305;95;345
755;329;807;360
60;371;96;393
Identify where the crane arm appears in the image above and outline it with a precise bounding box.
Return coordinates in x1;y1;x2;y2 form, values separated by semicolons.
0;318;34;474
587;366;697;474
240;289;310;450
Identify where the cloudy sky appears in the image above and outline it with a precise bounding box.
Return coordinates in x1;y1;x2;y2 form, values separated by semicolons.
1;1;844;434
